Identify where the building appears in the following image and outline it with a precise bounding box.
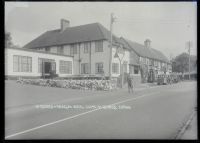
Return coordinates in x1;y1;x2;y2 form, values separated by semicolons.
120;37;172;82
5;19;171;84
23;19;133;78
5;47;73;78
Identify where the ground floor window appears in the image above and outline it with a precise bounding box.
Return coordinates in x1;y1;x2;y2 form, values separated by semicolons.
13;55;32;72
81;63;89;74
59;60;72;74
95;62;104;74
112;63;119;74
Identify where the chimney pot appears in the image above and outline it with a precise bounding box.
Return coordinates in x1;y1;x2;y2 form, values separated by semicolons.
60;19;70;32
144;39;151;48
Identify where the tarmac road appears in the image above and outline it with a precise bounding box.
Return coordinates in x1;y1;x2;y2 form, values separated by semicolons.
5;80;197;139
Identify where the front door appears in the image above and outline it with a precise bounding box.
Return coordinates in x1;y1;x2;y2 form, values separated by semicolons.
44;62;51;74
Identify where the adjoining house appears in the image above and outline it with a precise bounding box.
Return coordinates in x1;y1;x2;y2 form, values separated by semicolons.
120;37;172;82
5;19;171;85
5;47;73;79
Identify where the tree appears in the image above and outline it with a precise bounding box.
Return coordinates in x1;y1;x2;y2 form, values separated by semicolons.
172;52;197;73
140;64;148;83
5;31;13;48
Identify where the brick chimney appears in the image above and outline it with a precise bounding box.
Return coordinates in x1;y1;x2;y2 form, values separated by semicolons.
60;19;70;32
144;39;151;48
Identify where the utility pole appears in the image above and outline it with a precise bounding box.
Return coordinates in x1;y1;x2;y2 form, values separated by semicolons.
188;41;191;80
109;13;116;79
186;41;192;80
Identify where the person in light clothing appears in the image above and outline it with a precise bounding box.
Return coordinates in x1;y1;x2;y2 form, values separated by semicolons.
127;73;134;93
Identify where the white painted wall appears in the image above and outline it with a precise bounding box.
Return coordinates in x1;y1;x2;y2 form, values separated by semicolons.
55;40;111;76
90;40;110;76
38;40;131;77
5;48;73;77
111;46;131;77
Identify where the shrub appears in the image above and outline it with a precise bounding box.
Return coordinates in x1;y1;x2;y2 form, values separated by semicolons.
16;78;117;91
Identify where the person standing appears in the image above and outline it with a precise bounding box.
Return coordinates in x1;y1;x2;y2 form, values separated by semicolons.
127;73;133;93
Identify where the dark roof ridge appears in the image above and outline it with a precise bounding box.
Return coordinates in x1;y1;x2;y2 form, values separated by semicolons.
44;22;102;34
63;22;100;31
121;37;159;53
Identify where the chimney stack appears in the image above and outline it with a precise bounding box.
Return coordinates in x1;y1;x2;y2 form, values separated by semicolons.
60;19;70;32
144;39;151;48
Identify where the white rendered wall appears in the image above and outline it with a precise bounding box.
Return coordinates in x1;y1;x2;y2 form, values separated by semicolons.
5;48;73;77
39;40;132;77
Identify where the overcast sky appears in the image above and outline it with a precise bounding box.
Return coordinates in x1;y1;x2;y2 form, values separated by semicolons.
5;2;197;58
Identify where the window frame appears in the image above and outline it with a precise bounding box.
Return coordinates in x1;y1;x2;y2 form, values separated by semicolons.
13;55;32;72
57;46;64;54
95;40;103;52
81;63;89;74
70;44;77;55
95;62;104;74
59;60;72;74
84;42;89;53
112;63;119;74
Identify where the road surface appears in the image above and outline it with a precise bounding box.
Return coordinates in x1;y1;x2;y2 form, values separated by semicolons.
5;80;197;139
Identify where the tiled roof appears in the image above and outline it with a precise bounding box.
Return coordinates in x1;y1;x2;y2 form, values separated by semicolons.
23;23;120;49
120;37;169;63
129;53;140;65
23;22;169;64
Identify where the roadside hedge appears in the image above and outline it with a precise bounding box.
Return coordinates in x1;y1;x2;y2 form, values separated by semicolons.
16;79;117;91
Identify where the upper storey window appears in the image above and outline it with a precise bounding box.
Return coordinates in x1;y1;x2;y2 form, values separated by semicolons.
95;41;103;52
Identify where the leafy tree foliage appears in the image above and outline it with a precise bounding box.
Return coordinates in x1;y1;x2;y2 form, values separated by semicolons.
172;52;197;73
5;31;13;48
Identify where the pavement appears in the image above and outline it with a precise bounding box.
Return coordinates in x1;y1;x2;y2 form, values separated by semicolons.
5;80;197;139
179;110;197;139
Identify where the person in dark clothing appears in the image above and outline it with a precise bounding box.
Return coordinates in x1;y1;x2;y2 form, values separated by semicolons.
127;73;133;93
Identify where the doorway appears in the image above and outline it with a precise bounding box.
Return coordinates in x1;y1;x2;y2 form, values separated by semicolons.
41;59;56;78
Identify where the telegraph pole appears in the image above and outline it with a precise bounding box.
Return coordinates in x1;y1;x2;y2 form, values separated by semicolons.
186;41;192;80
109;13;115;79
188;41;191;80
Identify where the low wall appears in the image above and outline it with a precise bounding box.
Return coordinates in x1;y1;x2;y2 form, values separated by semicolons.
132;75;142;87
16;78;117;91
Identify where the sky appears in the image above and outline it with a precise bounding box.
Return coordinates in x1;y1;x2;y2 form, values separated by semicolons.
5;2;197;59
